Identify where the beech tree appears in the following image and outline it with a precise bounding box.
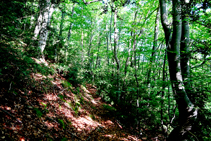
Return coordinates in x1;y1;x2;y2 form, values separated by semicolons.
159;0;198;140
34;0;60;59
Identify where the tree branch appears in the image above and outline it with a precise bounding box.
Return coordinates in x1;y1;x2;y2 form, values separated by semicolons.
82;0;102;5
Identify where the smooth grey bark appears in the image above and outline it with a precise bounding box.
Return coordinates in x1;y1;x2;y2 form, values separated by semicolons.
180;1;191;99
34;0;56;59
159;0;198;140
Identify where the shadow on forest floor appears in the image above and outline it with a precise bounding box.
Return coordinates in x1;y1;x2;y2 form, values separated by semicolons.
0;44;165;140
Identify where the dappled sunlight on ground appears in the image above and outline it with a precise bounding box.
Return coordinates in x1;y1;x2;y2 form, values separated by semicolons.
43;93;59;101
33;81;143;140
0;70;162;140
31;57;49;66
44;121;59;129
71;115;101;132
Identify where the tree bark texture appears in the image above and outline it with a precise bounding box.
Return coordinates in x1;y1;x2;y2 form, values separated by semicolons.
34;0;56;58
159;0;198;140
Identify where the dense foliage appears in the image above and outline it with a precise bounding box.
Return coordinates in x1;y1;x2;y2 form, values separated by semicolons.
0;0;211;140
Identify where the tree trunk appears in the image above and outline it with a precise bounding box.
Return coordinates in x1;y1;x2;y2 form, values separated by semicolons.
161;49;167;137
113;8;120;72
95;34;101;69
146;6;160;84
109;8;113;66
34;0;56;59
56;9;65;62
88;31;94;70
180;1;192;101
106;28;110;66
125;37;131;75
159;0;198;140
130;10;138;68
67;4;75;41
113;8;120;101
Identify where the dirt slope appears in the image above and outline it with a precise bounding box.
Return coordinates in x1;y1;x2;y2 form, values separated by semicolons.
0;59;164;141
0;67;144;140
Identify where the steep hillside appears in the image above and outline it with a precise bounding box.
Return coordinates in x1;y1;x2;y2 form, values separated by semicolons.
0;58;164;141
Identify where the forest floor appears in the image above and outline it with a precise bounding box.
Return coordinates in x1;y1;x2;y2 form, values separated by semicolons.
0;59;164;141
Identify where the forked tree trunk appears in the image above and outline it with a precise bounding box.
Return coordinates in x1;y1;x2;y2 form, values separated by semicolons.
159;0;198;140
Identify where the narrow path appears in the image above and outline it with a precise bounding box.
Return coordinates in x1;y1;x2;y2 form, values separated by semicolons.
0;71;155;140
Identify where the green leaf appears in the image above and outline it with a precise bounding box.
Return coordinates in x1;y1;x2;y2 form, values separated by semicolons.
34;108;43;118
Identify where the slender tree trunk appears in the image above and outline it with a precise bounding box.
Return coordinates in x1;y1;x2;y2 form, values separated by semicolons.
113;8;120;69
161;49;167;137
56;10;65;62
88;31;94;69
131;34;137;67
180;1;191;101
29;1;36;30
81;6;85;64
106;29;110;66
109;9;113;77
134;35;140;134
146;6;160;84
113;8;120;101
125;37;132;75
59;11;65;38
117;27;122;54
67;4;75;41
64;4;75;62
130;10;138;67
95;34;101;69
